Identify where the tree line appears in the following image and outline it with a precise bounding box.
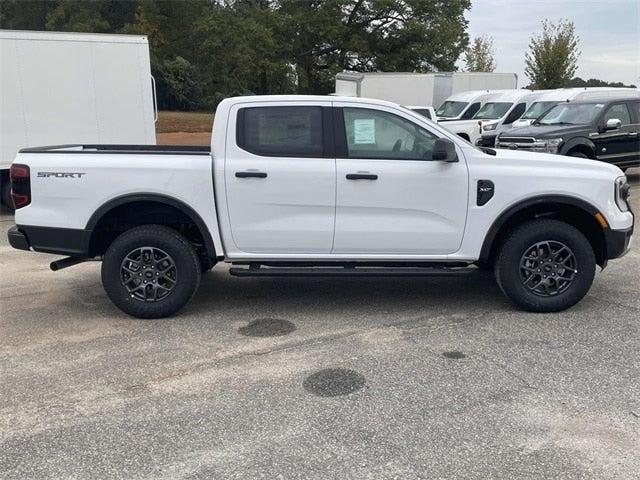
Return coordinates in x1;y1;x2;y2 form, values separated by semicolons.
1;2;634;111
0;0;471;110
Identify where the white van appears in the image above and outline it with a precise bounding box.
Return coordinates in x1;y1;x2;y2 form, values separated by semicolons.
0;30;157;207
435;90;502;121
442;90;537;144
511;88;640;129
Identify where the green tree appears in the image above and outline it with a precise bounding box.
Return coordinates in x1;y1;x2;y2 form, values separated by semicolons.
45;1;112;33
278;0;471;94
463;35;495;72
525;19;580;89
0;1;53;30
566;77;636;88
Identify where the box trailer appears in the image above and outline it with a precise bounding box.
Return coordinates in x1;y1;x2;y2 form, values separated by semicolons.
0;30;157;207
334;71;518;111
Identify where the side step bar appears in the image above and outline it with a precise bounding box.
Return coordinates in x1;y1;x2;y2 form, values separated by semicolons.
229;265;477;277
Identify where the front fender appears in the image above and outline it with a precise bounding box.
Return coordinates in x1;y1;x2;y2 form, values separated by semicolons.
560;137;595;156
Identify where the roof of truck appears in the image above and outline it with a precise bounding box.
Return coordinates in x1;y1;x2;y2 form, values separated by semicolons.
482;90;534;103
443;90;507;102
221;94;407;109
531;87;639;103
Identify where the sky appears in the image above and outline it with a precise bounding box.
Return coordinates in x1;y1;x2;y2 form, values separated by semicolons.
460;0;640;87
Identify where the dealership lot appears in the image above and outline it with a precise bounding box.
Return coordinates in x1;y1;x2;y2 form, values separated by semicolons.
1;172;639;479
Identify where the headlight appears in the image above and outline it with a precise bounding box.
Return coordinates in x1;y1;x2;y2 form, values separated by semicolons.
535;137;563;153
483;122;497;131
615;176;630;212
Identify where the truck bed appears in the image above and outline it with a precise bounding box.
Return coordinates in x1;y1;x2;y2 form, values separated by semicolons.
19;144;211;155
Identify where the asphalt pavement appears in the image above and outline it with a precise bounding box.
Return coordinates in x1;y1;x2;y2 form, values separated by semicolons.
1;170;639;479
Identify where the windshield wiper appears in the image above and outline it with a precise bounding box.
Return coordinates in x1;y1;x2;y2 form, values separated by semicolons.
540;121;575;126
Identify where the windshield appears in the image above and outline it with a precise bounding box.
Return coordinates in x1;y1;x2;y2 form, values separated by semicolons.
436;101;467;117
473;102;513;120
536;103;604;125
522;101;558;120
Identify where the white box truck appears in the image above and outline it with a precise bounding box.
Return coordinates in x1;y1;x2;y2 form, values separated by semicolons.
334;71;517;110
0;30;157;207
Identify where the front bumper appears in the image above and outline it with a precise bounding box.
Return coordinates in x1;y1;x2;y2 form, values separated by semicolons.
604;226;633;260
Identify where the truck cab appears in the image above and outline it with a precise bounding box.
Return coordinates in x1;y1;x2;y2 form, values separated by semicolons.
443;90;536;144
435;90;499;122
511;87;640;130
496;96;640;170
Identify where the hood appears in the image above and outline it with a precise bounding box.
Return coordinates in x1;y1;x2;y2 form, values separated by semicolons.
500;123;587;139
441;119;479;130
489;147;621;177
511;118;533;128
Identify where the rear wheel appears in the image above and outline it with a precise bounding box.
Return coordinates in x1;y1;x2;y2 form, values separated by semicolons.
102;225;201;318
495;219;596;312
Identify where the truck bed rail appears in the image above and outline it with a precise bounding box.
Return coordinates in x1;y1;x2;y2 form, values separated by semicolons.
19;144;211;155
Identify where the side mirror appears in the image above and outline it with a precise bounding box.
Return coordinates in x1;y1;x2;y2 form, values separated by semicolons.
431;138;458;162
605;118;622;131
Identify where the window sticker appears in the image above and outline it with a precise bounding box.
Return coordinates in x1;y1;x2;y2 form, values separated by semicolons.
353;118;376;144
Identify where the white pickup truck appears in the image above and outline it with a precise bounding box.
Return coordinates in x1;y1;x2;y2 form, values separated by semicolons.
8;95;634;318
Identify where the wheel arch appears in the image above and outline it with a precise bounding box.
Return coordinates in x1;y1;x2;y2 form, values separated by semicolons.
85;193;217;260
561;138;596;158
479;195;608;267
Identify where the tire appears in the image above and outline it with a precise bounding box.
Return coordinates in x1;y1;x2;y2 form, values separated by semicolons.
494;219;596;312
102;225;201;318
568;151;588;159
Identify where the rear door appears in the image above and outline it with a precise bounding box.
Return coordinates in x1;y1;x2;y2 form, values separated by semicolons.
332;104;468;255
224;101;335;254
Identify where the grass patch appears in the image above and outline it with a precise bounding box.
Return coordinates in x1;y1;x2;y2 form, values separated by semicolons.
156;111;213;133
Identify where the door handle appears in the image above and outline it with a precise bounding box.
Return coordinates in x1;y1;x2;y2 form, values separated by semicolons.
629;132;638;137
235;171;267;178
346;173;378;180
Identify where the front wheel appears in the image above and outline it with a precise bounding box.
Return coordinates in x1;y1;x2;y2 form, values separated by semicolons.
102;225;201;318
495;219;596;312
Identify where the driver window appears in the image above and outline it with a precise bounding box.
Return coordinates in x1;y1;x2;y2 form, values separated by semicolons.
603;103;632;126
342;107;438;160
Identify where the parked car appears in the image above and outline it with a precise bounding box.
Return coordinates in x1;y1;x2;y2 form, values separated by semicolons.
335;71;517;110
405;105;437;121
496;96;640;171
476;90;553;147
8;95;633;318
0;30;157;208
443;90;536;144
511;87;640;129
435;90;501;122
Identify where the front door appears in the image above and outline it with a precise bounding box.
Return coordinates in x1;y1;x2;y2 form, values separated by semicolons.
332;105;469;255
595;101;639;165
224;102;335;254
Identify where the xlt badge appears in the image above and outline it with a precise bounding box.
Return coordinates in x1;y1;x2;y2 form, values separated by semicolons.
477;180;495;206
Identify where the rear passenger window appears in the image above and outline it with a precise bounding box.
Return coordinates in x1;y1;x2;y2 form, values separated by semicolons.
461;102;481;119
237;106;323;157
603;103;632;126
